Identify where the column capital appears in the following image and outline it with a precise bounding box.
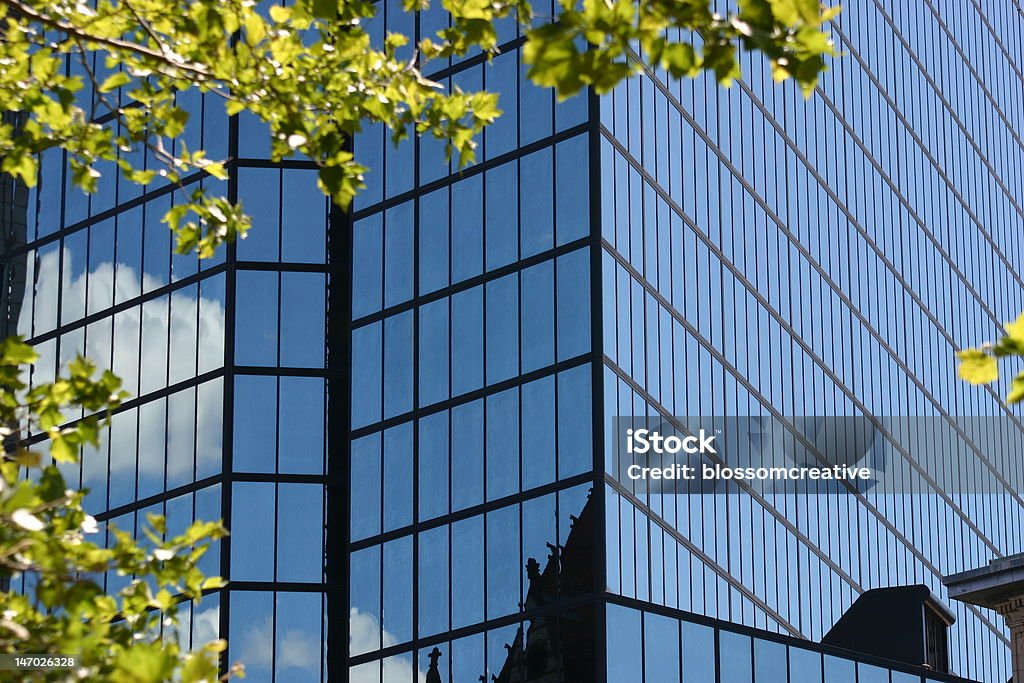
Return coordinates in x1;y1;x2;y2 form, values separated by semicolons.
997;597;1024;628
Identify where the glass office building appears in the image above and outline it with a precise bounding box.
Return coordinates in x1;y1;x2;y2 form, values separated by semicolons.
3;0;1023;682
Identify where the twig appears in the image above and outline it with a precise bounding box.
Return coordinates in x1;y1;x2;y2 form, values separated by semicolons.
1;0;212;79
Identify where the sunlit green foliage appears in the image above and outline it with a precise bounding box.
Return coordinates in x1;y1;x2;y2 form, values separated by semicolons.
0;0;837;257
958;314;1024;404
0;338;235;682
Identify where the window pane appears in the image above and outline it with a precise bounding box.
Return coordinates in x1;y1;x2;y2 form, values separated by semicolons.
823;655;856;683
644;613;680;683
521;261;554;373
556;247;591;360
230;591;273;680
234;375;277;472
555;134;590;245
352;215;383;319
382;536;413;645
418;525;449;637
719;631;752;683
384;202;414;307
419;188;449;294
383;312;413;418
452;400;484;511
486;388;519;501
606;604;641;683
281;170;327;263
351;322;382;429
858;663;891;683
231;482;275;581
237;168;280;261
235;270;278;366
754;638;787;683
520;147;554;258
485;273;519;384
452;175;483;282
521;376;555;489
281;272;325;368
789;647;823;683
419;299;450;407
349;546;381;656
418;411;449;521
451;516;484;629
451;287;484;395
277;483;324;582
557;364;592;479
275;592;323;682
383;423;413;532
485;161;518;270
486;504;519;619
350;433;382;540
681;621;715;683
279;376;325;474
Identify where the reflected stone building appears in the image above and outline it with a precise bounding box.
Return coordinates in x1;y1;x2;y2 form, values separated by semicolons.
2;1;1024;682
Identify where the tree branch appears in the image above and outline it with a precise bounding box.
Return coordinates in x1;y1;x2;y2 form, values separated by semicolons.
0;0;212;79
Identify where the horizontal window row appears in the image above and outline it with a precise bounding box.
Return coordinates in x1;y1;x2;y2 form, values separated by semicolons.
608;604;944;683
229;590;326;683
22;273;225;408
233;375;326;475
5;484;220;599
230;482;325;584
235;270;326;369
350;483;593;655
349;604;598;683
235;167;328;264
351;363;593;541
352;133;590;320
44;380;224;515
351;247;591;428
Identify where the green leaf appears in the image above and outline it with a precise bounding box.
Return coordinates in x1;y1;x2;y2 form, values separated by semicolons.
1005;313;1024;345
1008;372;1024;404
111;642;177;683
1;336;39;364
769;0;822;25
244;12;267;44
99;72;132;93
50;437;76;463
311;0;338;18
956;348;999;385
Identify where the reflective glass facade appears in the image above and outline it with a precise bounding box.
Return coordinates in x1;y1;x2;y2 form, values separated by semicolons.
343;0;1022;680
3;1;1022;682
597;1;1024;682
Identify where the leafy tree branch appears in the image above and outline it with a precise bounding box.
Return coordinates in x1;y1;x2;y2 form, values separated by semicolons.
0;0;837;260
0;338;236;682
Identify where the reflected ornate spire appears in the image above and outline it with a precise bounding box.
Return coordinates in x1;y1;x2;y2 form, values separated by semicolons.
425;488;596;682
426;647;443;683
